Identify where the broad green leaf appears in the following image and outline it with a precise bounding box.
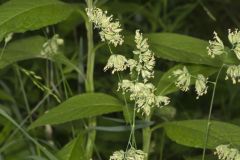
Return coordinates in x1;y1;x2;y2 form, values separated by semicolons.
30;93;123;128
0;0;74;41
0;36;46;69
146;33;238;67
164;120;240;149
156;64;217;95
57;134;86;160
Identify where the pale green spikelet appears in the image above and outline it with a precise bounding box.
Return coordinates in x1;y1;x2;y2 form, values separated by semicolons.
109;30;170;115
94;11;171;114
127;59;138;74
195;74;208;99
207;31;224;58
118;80;170;115
20;68;61;103
109;147;146;160
172;66;191;92
215;145;240;160
85;7;124;47
132;30;155;82
109;150;125;160
172;66;209;99
41;34;64;57
228;29;240;60
228;29;240;45
225;65;240;84
104;54;128;74
125;147;146;160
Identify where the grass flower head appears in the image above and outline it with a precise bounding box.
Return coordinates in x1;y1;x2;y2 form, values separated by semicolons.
86;8;124;47
195;74;208;99
41;34;64;57
228;29;240;60
109;147;146;160
172;66;191;92
104;54;128;74
225;65;240;84
215;145;240;160
132;30;155;82
207;31;224;58
118;80;170;115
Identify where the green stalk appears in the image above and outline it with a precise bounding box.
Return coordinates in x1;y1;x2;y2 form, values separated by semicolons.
202;64;224;160
159;131;165;160
85;0;96;159
143;116;152;160
15;65;38;155
15;66;31;122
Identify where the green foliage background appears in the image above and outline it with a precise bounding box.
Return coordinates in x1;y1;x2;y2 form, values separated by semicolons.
0;0;240;160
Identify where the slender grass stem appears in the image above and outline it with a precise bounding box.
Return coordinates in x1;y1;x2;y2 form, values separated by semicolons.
143;116;151;160
159;131;165;160
106;43;135;151
202;64;224;160
85;1;97;159
126;106;137;150
107;44;131;123
14;65;38;154
0;42;7;59
59;64;69;99
15;65;31;122
85;2;95;93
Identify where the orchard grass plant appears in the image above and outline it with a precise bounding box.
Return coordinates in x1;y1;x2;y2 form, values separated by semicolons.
0;0;240;160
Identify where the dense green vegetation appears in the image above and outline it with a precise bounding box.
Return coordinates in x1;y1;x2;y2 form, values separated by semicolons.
0;0;240;160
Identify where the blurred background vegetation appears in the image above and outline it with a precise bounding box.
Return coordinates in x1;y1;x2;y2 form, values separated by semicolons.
0;0;240;160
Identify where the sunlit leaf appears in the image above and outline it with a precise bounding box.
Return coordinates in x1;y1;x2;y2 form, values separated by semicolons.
147;33;238;67
164;120;240;149
0;0;74;41
30;93;123;128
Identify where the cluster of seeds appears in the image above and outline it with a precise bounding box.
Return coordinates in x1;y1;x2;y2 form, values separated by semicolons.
118;80;170;115
86;7;170;159
208;29;240;84
86;8;124;47
172;28;240;98
207;31;225;58
225;65;240;84
215;145;240;160
172;66;208;99
41;34;64;57
109;147;146;160
102;28;170;116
